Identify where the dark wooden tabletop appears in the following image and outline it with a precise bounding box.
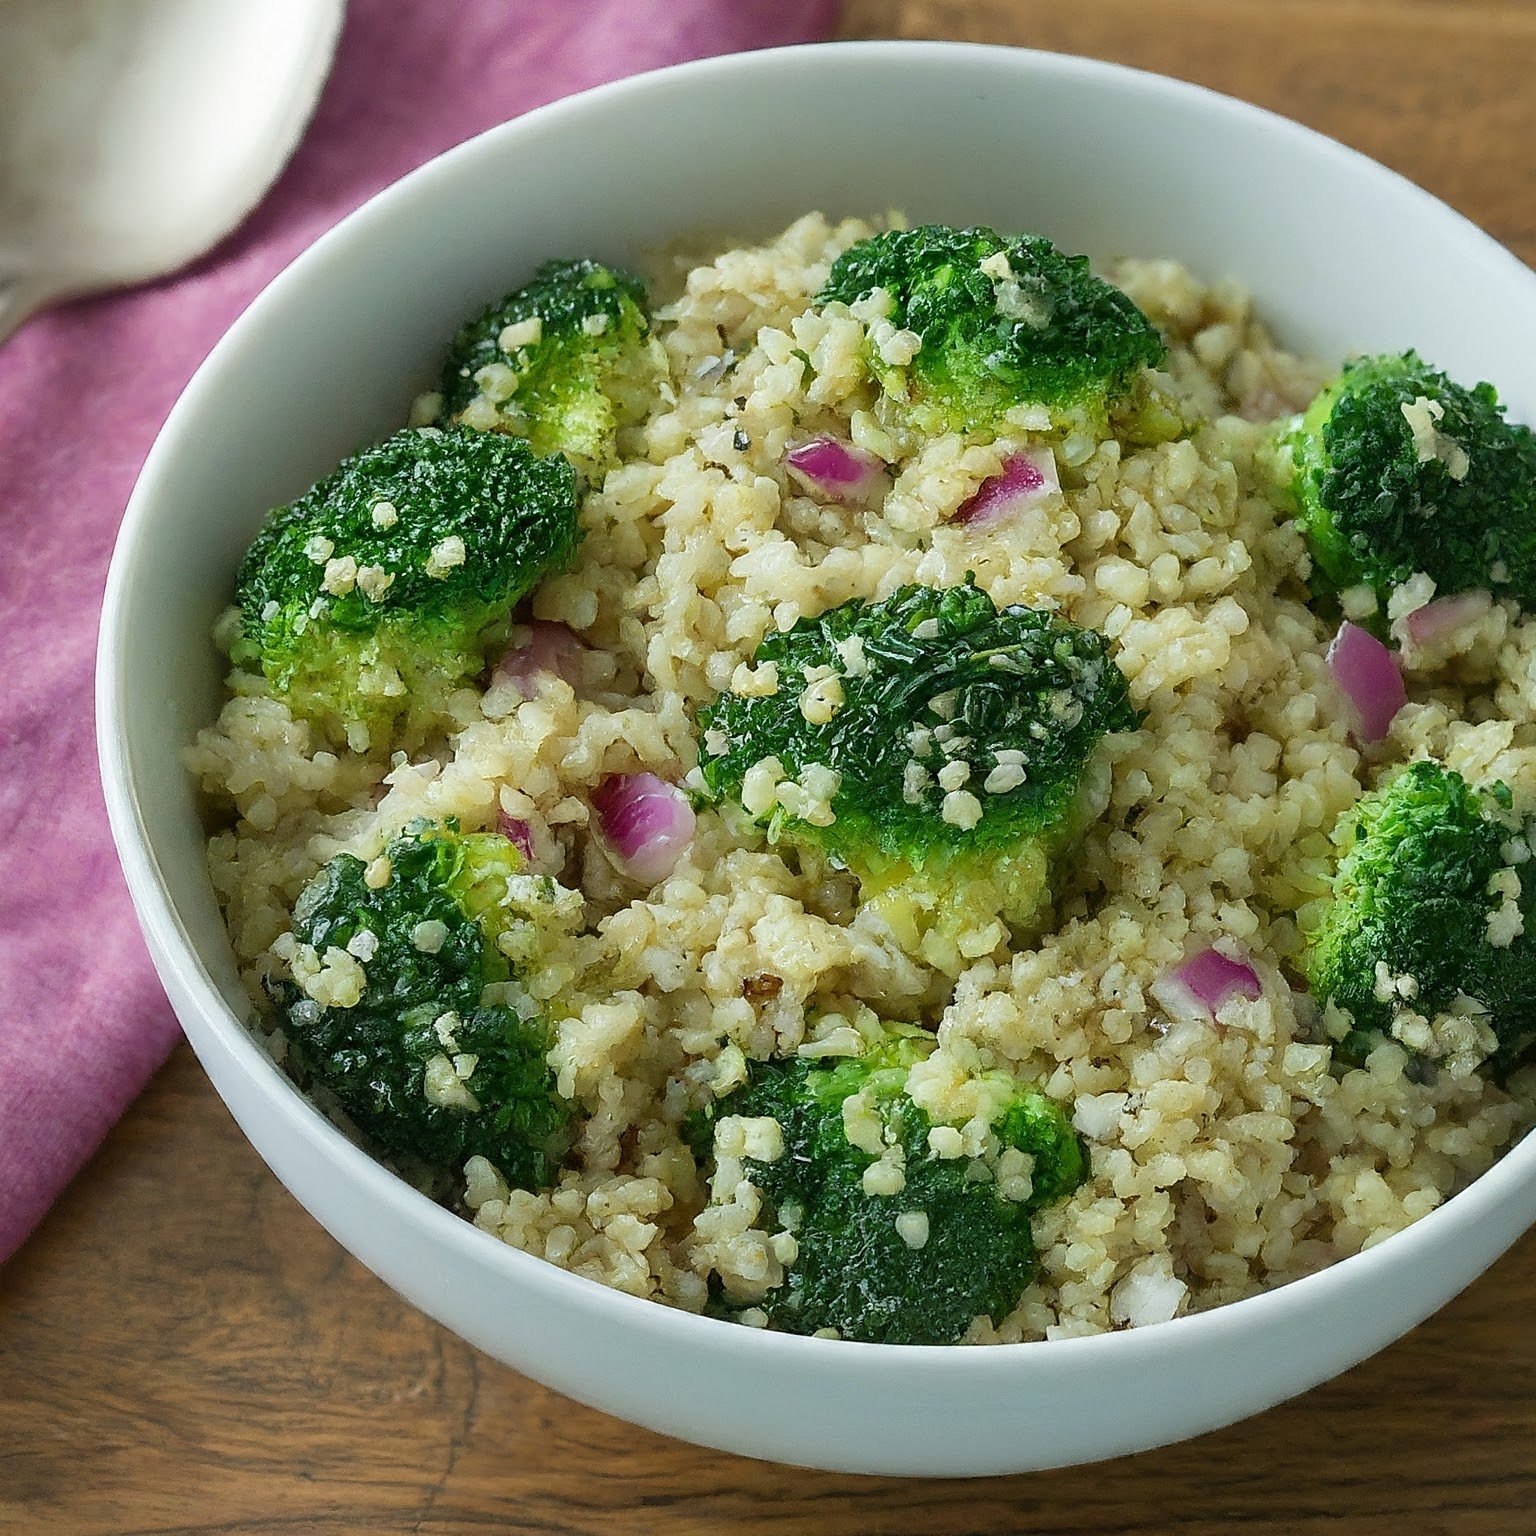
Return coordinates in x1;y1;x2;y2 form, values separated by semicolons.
6;3;1536;1531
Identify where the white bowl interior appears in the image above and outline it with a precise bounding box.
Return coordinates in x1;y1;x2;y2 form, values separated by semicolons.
100;42;1536;1475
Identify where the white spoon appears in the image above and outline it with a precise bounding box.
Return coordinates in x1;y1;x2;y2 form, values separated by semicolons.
0;0;344;343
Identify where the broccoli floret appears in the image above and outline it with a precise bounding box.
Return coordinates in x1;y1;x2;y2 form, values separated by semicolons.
438;258;662;480
1288;352;1536;612
275;819;575;1189
1303;759;1536;1075
698;583;1137;967
232;425;579;750
692;1025;1086;1344
817;225;1170;439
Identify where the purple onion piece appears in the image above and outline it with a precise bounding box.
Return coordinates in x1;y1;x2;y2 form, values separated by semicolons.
496;811;535;862
1402;590;1491;647
591;772;696;885
495;620;589;699
1327;620;1406;744
1151;945;1263;1021
784;435;888;504
954;450;1059;529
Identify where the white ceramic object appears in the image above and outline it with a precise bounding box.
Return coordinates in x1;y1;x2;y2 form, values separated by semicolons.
0;0;343;341
98;43;1536;1477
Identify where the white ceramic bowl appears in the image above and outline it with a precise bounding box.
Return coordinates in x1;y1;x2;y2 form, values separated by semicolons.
98;41;1536;1476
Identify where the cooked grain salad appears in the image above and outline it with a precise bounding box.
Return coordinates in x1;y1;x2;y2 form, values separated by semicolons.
187;214;1536;1344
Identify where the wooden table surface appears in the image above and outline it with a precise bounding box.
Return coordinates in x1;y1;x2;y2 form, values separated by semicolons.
7;2;1536;1531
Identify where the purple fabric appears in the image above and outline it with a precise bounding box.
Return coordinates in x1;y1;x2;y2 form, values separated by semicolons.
0;0;835;1265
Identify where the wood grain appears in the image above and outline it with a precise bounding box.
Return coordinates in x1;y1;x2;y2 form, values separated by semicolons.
6;3;1536;1531
838;0;1536;266
2;1044;1534;1535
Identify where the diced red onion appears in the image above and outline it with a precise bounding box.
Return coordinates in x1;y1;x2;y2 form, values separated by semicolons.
496;810;535;862
591;772;695;885
784;436;888;503
1402;590;1491;647
954;450;1059;529
495;620;588;699
1327;621;1406;744
1151;946;1263;1022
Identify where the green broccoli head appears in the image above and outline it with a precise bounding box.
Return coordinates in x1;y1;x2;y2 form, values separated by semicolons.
438;258;662;480
692;1024;1086;1344
232;425;580;751
274;819;577;1189
1303;759;1536;1076
1288;352;1536;612
698;582;1137;969
817;225;1170;439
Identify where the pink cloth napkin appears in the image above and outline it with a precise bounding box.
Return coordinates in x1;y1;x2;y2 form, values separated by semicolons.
0;0;835;1265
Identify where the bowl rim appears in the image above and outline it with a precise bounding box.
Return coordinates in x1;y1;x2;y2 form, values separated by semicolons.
98;36;1536;1368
